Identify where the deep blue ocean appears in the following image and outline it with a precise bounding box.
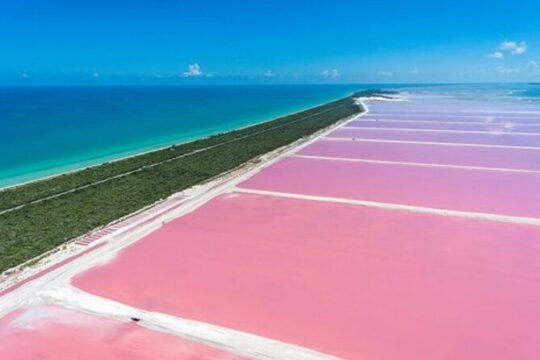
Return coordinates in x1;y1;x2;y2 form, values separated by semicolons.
0;85;365;188
1;83;539;188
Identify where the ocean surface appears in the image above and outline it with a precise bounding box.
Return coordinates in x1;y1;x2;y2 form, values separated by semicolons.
0;85;364;188
1;83;539;188
399;83;540;104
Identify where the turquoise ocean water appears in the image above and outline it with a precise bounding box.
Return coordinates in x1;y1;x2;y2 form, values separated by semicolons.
398;83;540;103
1;83;539;188
0;85;364;188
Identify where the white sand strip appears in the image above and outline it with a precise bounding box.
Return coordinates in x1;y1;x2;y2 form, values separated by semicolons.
234;188;540;226
37;286;340;360
292;154;540;174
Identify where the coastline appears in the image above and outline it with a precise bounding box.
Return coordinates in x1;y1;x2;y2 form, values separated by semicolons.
0;99;370;294
0;91;369;274
0;87;361;190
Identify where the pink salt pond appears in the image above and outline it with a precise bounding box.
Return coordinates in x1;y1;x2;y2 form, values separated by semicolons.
0;305;244;360
329;127;540;147
73;193;540;360
299;138;540;171
363;113;540;123
241;156;540;219
349;119;540;133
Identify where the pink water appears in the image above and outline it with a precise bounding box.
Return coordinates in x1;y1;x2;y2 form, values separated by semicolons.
299;138;540;170
364;113;540;123
328;128;540;147
240;157;540;218
73;193;540;360
349;120;540;133
0;305;244;360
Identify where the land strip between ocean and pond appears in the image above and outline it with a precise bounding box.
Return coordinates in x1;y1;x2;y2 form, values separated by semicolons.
0;91;376;273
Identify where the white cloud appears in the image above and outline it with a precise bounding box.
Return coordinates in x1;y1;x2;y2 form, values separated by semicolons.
264;70;275;78
514;47;527;55
499;40;527;55
182;63;203;77
489;40;528;59
499;41;517;51
411;67;420;75
489;51;504;59
378;71;393;77
321;69;339;78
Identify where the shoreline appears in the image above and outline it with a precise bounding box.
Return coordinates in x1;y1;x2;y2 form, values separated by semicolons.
0;94;373;293
0;90;358;191
0;91;371;274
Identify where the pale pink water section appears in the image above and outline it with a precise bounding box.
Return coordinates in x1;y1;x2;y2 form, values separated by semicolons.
349;119;540;132
241;157;540;218
73;193;540;360
363;113;540;123
0;305;244;360
299;138;540;170
329;127;540;147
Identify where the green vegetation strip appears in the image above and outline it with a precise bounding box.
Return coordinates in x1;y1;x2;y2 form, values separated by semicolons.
0;90;378;273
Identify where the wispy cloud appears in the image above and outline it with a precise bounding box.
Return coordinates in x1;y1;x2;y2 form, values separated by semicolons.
500;40;527;55
92;71;101;79
21;72;29;79
490;40;528;59
378;71;393;77
264;70;275;78
489;51;504;59
321;69;339;78
182;63;203;77
410;67;420;75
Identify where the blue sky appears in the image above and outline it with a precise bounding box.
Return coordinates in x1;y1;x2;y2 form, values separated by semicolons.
1;0;539;84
